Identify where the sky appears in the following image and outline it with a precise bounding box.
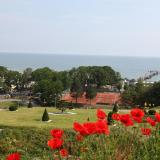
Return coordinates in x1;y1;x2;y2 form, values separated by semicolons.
0;0;160;57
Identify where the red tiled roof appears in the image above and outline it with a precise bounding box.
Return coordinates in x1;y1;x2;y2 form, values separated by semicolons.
61;92;121;105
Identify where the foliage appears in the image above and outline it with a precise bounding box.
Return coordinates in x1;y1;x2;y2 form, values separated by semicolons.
112;103;119;113
85;84;97;104
32;67;56;82
21;68;33;89
70;78;83;104
148;109;156;115
33;79;63;105
42;108;49;121
69;66;121;88
107;111;114;125
56;100;68;113
5;70;22;91
140;82;160;107
58;71;72;90
27;101;33;108
9;104;18;111
122;80;150;107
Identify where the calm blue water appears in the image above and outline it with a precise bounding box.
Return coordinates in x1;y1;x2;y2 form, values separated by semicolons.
0;53;160;80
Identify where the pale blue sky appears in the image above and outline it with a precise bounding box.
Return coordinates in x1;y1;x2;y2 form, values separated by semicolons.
0;0;160;57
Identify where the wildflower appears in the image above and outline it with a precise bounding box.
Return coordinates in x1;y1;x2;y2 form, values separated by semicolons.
155;113;160;122
112;113;120;121
6;153;21;160
60;149;68;157
76;134;84;141
83;122;97;134
130;108;144;123
50;129;64;139
97;109;106;119
95;120;110;135
120;114;134;126
73;122;88;136
48;138;63;150
141;128;151;136
146;117;156;126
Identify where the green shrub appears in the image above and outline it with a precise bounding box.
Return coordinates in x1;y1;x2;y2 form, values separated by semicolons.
107;111;114;125
42;108;49;121
148;109;156;115
112;103;119;113
28;101;33;108
9;104;18;111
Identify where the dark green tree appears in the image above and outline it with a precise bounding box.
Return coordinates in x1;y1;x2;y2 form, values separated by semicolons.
5;70;22;91
33;79;63;106
70;78;83;104
107;111;114;125
0;66;8;78
28;100;33;108
32;67;56;82
42;108;49;121
57;100;68;113
85;84;97;105
22;68;33;90
112;103;119;113
140;82;160;107
58;71;72;90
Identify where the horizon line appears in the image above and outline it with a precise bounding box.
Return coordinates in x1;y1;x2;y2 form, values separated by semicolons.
0;51;160;58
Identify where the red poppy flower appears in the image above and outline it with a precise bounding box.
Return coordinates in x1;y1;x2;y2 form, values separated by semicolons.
50;129;64;139
6;153;20;160
112;113;120;121
48;138;63;150
141;128;151;136
95;120;110;135
155;113;160;122
60;149;68;157
146;117;156;126
73;122;88;136
130;108;144;123
83;122;97;135
120;114;134;126
97;109;106;119
76;134;84;141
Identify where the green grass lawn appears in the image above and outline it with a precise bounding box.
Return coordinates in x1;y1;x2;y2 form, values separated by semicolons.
0;107;114;128
0;103;159;129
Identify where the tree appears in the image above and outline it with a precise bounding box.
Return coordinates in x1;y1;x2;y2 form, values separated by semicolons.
70;78;83;104
22;68;33;90
0;66;8;78
121;85;137;106
5;70;22;92
42;108;49;121
0;77;9;93
57;100;68;113
33;79;63;106
32;67;56;82
58;71;72;90
112;103;119;113
140;82;160;107
28;100;33;108
107;112;114;125
85;84;97;105
69;66;121;88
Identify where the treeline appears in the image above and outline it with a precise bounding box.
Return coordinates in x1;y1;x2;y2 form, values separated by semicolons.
0;66;121;105
122;80;160;107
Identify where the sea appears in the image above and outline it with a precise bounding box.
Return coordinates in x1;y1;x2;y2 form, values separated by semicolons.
0;53;160;81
